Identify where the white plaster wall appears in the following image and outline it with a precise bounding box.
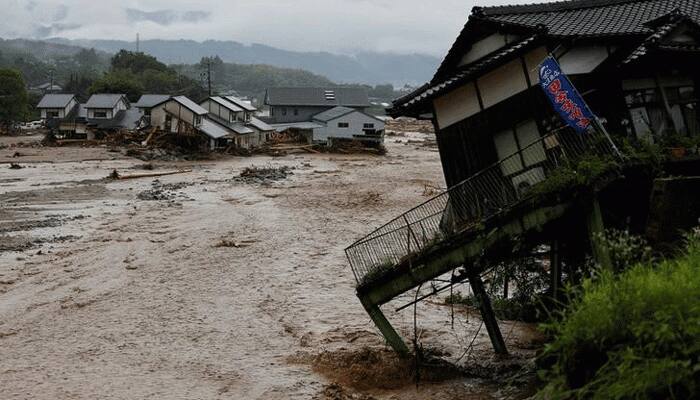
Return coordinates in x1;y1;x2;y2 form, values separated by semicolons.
314;111;384;143
433;82;481;129
477;58;529;109
459;33;521;66
558;46;610;75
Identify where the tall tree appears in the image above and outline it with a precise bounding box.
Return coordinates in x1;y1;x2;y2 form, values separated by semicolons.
0;68;29;127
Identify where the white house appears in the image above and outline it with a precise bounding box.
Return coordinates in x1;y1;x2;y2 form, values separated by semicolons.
84;94;129;119
310;106;385;145
199;96;274;150
37;94;78;120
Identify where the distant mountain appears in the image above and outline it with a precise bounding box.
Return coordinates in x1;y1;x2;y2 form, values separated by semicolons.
46;38;439;85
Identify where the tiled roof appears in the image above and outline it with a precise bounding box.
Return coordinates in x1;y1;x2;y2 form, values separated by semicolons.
85;94;128;109
170;96;208;116
312;106;356;122
37;94;75;109
134;94;170;109
209;96;243;112
390;35;540;116
479;0;700;37
248;117;274;132
265;87;370;107
224;96;257;112
623;11;700;63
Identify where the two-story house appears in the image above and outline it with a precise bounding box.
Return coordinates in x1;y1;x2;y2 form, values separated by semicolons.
264;87;371;124
37;94;78;120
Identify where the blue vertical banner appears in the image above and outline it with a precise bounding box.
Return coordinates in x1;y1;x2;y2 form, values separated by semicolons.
539;56;596;134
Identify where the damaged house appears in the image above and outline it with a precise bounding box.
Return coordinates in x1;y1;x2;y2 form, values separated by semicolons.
346;0;700;357
199;96;274;149
264;87;383;144
149;95;273;151
38;93;141;138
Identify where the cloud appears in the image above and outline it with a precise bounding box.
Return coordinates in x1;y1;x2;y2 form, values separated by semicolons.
125;8;210;26
0;0;557;56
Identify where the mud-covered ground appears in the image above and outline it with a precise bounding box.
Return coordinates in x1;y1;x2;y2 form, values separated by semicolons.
0;133;541;399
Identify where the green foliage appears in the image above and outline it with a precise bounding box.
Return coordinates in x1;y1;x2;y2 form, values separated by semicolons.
0;68;29;124
89;70;144;102
530;156;618;198
88;51;207;102
597;229;653;273
111;50;169;74
537;231;700;399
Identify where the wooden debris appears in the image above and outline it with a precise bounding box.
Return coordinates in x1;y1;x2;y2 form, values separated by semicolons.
109;169;192;180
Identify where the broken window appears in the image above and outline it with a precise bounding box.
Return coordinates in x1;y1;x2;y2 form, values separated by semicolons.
623;78;699;139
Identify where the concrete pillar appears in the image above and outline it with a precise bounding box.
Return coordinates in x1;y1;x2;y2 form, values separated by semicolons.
359;295;410;358
469;272;508;355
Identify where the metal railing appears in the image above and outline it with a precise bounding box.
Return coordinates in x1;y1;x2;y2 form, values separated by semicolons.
345;127;622;284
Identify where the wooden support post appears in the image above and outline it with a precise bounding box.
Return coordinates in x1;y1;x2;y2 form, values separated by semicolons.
359;296;410;358
586;197;613;271
469;272;508;355
550;240;562;301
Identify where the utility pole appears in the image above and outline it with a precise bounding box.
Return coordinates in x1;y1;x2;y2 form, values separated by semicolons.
136;33;140;53
200;58;212;96
207;59;212;96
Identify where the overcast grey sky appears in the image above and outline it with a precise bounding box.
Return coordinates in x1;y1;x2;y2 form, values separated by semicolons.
1;0;553;56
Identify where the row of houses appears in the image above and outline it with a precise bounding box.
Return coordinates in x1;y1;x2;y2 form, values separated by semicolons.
36;87;386;150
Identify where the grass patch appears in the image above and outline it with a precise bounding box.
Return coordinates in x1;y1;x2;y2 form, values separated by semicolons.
537;231;700;399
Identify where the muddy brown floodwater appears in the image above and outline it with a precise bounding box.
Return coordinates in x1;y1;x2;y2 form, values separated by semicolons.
0;133;541;399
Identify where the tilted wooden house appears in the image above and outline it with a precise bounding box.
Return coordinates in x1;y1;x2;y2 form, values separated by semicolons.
346;0;700;358
391;0;700;187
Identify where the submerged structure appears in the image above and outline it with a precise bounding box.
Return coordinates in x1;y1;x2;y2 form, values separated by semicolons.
347;0;700;356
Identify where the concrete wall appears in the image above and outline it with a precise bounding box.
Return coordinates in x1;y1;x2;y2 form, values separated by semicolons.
313;111;384;143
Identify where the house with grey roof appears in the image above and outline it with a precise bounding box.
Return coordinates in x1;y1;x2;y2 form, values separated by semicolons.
84;94;130;120
199;96;274;149
310;106;385;145
347;0;700;359
391;0;700;187
150;96;238;150
37;94;78;120
264;87;371;124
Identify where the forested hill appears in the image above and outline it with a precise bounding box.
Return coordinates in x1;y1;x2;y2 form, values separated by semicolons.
0;38;336;99
47;38;439;86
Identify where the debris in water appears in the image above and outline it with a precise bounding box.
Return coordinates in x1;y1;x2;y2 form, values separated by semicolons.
233;164;294;184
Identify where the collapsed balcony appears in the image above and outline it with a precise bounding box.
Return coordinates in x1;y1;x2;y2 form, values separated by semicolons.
345;127;623;356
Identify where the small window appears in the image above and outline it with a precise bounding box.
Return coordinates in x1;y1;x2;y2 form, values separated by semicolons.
94;111;107;118
338;122;349;128
293;108;299;116
282;108;287;116
46;111;59;118
363;123;374;129
194;115;202;126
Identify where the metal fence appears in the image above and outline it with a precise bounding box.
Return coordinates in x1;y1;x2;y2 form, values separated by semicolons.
345;127;622;284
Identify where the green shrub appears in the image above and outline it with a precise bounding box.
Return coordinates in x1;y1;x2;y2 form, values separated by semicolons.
537;232;700;399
